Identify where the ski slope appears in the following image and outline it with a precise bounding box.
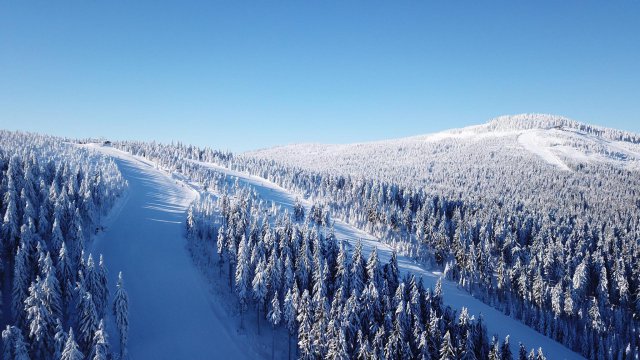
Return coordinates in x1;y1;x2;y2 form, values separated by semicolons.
85;144;257;360
193;160;585;360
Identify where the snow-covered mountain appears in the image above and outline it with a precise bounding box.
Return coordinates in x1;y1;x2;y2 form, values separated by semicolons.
245;114;640;177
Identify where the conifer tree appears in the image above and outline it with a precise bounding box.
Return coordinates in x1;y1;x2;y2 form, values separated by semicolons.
297;290;313;360
61;329;84;360
252;257;268;334
217;225;226;276
501;335;513;360
41;252;63;320
439;330;456;360
283;287;298;360
50;217;64;257
268;291;281;360
113;272;129;359
25;278;55;359
79;292;99;351
96;255;109;318
460;329;478;360
350;240;366;296
12;244;30;328
54;319;68;360
235;235;250;329
57;242;74;320
91;320;109;360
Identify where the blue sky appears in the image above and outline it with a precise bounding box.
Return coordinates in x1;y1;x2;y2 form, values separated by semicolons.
1;1;638;152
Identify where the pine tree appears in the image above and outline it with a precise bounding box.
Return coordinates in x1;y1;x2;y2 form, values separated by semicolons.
25;278;55;359
433;278;443;313
54;319;68;360
79;292;99;352
293;198;305;222
327;327;349;360
563;287;574;317
95;255;109;318
61;328;84;360
186;205;195;238
85;254;99;300
2;325;27;360
91;320;109;360
488;336;501;360
283;287;298;360
460;329;477;360
235;235;250;329
252;257;268;334
588;297;603;333
113;272;129;359
217;224;226;275
2;183;20;252
367;247;382;290
386;250;400;295
57;242;74;321
41;252;63;320
335;242;350;296
501;335;513;360
518;343;528;360
297;290;314;360
12;244;30;328
268;291;281;360
418;330;432;360
440;330;456;360
50;217;64;257
350;240;366;296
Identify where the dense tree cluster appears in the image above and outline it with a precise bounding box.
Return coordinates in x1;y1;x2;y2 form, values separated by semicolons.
0;131;129;359
483;114;640;144
187;187;544;360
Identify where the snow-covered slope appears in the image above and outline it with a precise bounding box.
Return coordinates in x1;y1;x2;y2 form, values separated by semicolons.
85;144;258;360
245;114;640;176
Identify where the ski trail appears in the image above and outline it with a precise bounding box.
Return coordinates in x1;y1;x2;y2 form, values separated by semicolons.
194;160;584;360
85;145;255;360
518;130;572;171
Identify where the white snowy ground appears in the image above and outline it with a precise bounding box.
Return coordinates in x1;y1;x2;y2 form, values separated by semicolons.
192;160;585;360
84;144;259;360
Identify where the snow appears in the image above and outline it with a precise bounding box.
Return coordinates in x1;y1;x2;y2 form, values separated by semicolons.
517;127;640;171
517;130;572;171
83;144;259;360
192;160;585;360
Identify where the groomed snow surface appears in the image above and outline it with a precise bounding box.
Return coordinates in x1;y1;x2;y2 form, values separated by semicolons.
86;144;584;359
86;145;260;359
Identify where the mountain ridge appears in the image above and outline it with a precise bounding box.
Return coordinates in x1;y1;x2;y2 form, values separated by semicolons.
248;114;640;153
244;114;640;175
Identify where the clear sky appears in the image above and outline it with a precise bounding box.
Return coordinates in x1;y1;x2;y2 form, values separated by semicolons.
1;1;638;152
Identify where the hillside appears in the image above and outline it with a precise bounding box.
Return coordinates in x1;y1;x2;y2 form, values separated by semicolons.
245;114;640;179
243;114;640;226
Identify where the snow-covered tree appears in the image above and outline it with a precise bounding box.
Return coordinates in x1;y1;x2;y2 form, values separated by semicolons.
112;272;129;359
78;292;99;351
235;234;250;329
61;328;84;360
